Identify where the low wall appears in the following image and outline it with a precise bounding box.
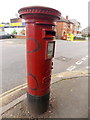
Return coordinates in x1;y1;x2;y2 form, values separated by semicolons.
15;35;25;39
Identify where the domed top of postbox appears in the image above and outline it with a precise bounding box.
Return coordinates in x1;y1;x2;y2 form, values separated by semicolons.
18;6;61;21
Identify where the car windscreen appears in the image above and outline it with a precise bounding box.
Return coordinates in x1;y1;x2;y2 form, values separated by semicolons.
0;31;8;35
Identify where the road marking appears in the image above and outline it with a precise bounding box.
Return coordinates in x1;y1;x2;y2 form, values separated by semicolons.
81;57;87;61
81;56;88;61
0;72;69;99
75;60;83;65
67;65;76;71
0;83;27;98
0;85;27;100
67;55;88;71
76;56;88;65
0;70;88;101
86;66;90;69
1;70;88;114
0;74;58;98
86;55;88;58
0;54;88;99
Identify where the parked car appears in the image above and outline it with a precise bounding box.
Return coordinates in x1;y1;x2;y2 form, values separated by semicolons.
0;32;15;39
74;34;85;40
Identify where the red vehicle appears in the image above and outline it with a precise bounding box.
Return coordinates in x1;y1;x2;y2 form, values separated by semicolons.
61;34;67;40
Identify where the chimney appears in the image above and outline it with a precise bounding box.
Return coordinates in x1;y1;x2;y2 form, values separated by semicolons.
66;16;68;20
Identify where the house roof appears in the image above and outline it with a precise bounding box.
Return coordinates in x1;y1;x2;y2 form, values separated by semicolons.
81;27;90;34
69;19;80;26
58;16;74;24
58;16;69;23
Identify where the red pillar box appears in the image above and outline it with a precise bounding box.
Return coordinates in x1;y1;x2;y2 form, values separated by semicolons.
18;6;61;114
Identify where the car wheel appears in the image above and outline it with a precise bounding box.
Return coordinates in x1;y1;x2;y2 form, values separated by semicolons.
11;36;13;38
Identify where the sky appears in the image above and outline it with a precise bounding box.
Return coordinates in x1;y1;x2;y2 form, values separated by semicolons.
0;0;89;30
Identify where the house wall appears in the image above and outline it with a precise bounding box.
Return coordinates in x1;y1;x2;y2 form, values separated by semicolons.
70;23;74;32
56;22;68;39
56;22;63;39
56;21;79;39
10;18;22;23
62;22;68;35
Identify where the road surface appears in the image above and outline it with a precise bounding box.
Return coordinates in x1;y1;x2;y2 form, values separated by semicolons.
0;39;88;93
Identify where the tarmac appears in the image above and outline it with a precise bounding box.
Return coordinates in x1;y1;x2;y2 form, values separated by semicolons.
0;70;88;119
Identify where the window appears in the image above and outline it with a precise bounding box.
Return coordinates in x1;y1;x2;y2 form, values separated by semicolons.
63;23;66;28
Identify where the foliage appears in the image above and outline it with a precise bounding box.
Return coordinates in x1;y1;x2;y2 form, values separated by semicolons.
12;29;17;35
20;29;25;35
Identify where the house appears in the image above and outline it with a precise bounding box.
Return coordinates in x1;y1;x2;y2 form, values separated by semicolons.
81;27;90;36
10;18;22;23
56;16;80;39
69;19;81;34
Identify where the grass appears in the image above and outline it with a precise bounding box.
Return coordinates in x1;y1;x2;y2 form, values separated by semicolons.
73;39;86;41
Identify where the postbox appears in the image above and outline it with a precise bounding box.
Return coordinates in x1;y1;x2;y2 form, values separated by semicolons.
18;6;61;114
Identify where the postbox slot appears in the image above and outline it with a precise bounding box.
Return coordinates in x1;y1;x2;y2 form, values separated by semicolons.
46;31;56;36
42;29;56;39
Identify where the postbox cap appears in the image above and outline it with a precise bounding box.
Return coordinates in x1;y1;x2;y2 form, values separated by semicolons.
18;6;61;20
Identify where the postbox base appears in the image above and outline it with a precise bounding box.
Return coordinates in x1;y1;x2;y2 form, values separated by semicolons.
27;92;50;114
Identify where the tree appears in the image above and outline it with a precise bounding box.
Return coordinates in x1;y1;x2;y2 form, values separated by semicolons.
12;29;17;35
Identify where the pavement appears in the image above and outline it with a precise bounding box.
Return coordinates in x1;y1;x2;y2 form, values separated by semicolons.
0;70;88;119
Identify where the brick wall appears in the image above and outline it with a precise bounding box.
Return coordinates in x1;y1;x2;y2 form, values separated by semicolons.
56;21;76;39
56;22;68;39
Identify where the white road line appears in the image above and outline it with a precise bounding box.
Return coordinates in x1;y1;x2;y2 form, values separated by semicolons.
66;55;90;71
86;66;88;69
75;60;83;65
67;55;88;71
86;66;90;69
67;65;76;71
76;56;88;65
81;56;88;61
81;57;87;61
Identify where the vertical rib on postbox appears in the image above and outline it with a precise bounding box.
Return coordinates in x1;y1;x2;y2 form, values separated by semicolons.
18;6;61;114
